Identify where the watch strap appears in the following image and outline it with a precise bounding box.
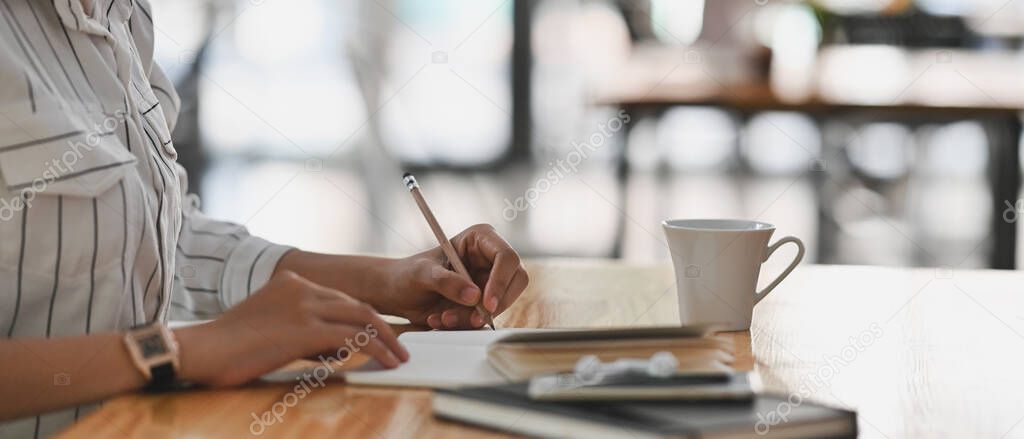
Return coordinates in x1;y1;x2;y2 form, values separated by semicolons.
144;362;177;393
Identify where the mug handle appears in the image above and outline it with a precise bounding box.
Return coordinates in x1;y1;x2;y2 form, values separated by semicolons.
753;236;805;304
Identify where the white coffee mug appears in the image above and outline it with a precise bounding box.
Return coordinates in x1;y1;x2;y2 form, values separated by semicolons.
662;219;804;331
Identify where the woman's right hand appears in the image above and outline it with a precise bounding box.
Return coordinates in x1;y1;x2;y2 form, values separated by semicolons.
174;270;409;387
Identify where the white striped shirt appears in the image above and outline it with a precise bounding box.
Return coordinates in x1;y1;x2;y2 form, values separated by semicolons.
0;1;292;436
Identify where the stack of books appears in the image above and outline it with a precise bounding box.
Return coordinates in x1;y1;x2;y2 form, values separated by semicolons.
431;326;857;438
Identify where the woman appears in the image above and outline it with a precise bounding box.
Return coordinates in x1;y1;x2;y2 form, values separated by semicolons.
0;0;528;436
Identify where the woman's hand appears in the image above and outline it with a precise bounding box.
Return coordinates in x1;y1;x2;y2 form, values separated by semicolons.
383;224;529;329
175;270;409;387
272;223;529;331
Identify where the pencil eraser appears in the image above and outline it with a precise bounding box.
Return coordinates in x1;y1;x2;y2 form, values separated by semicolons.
402;173;418;189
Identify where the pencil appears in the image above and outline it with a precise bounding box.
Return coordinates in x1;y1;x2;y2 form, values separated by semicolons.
402;173;497;330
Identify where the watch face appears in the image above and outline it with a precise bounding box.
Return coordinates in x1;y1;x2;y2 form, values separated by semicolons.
138;333;168;357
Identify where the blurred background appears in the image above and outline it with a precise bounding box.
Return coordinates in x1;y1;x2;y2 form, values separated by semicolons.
151;0;1024;272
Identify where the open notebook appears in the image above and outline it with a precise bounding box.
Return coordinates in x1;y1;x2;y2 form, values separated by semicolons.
343;329;542;388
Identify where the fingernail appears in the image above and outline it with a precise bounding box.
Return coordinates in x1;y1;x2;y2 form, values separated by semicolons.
460;287;480;304
442;313;458;328
427;314;441;329
486;296;499;312
471;313;484;328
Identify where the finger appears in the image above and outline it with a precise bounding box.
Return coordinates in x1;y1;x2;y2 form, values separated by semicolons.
483;249;520;313
315;301;409;362
448;226;520;313
440;307;482;330
496;267;529;315
419;262;481;307
315;324;398;368
366;317;409;362
426;313;443;329
470;311;485;328
425;299;483;329
424;300;457;329
455;227;521;313
353;337;402;369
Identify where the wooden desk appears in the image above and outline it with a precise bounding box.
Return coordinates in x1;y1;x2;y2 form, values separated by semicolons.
61;259;1024;438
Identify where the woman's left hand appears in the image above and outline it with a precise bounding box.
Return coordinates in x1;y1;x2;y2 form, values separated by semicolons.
383;224;529;329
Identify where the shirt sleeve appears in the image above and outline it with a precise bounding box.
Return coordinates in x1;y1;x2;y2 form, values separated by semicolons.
169;163;293;321
150;62;291;320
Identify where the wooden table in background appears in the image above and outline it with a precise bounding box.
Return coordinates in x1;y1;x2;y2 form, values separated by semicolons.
61;259;1024;438
597;49;1023;269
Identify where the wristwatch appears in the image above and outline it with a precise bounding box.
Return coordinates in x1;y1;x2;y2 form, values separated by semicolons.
123;323;181;392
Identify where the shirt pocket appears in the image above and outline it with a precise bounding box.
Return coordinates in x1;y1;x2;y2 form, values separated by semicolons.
0;105;136;197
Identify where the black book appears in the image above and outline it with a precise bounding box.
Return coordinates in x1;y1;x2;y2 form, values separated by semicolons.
433;383;856;438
